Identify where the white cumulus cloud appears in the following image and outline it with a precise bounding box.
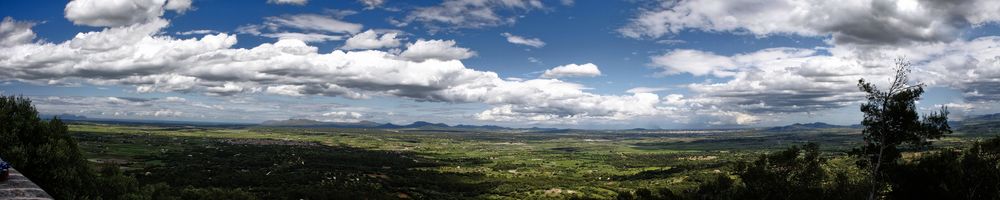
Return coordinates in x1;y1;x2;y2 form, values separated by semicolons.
400;39;476;62
541;63;601;78
342;30;402;50
64;0;191;27
0;17;36;47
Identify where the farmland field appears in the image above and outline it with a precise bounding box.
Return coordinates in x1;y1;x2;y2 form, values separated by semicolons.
67;122;996;199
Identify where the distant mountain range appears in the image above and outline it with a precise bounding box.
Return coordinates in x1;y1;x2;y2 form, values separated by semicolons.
763;113;1000;134
260;118;513;130
40;113;88;120
956;113;1000;135
43;113;1000;133
765;122;858;132
42;113;252;127
261;119;382;128
966;113;1000;121
262;119;864;132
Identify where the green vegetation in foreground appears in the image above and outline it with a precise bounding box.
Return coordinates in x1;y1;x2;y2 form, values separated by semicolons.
71;124;758;199
63;121;998;199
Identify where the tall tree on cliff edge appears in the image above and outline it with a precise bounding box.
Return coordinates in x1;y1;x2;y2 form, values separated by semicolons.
855;59;952;200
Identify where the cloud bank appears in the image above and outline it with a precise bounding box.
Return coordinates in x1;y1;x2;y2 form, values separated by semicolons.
0;18;722;125
620;0;1000;45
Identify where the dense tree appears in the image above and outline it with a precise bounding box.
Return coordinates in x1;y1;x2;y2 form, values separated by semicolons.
635;188;655;200
0;95;96;198
675;143;867;200
0;95;150;199
855;60;951;199
735;143;826;200
887;137;1000;200
689;174;743;200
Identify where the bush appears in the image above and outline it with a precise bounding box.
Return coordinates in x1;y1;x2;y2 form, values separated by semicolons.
887;137;1000;200
735;143;826;199
680;143;868;200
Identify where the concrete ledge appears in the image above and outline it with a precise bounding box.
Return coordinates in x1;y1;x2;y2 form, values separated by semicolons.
0;168;53;200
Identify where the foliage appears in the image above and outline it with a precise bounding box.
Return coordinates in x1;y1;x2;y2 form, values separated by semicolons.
0;95;98;198
640;143;868;200
688;174;743;200
734;143;827;199
887;137;1000;200
734;137;1000;200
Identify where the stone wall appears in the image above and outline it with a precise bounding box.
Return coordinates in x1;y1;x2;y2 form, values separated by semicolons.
0;168;53;199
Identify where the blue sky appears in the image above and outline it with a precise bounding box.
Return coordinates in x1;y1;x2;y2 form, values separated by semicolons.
1;0;999;129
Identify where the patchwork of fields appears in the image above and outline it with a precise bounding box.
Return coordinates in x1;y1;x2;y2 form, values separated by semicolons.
68;123;992;199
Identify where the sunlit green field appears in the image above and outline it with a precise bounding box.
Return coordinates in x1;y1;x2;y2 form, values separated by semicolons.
67;123;993;199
